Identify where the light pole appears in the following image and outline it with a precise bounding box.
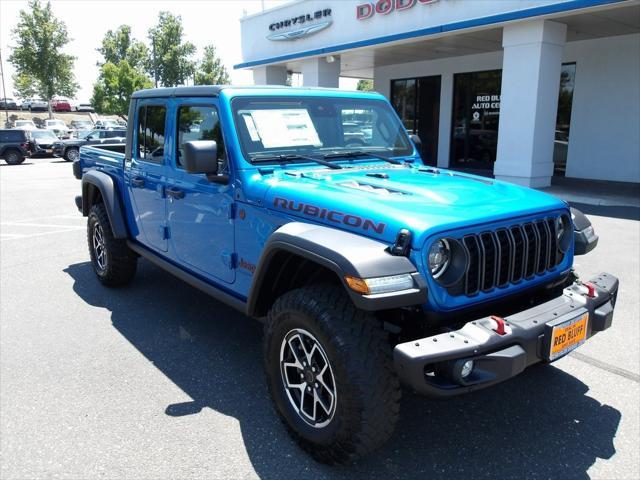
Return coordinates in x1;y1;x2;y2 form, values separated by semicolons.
0;48;9;127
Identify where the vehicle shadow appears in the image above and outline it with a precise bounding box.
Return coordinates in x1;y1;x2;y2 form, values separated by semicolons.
65;260;621;480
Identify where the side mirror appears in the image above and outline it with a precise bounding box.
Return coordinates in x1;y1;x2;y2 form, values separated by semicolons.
409;134;422;154
184;140;219;176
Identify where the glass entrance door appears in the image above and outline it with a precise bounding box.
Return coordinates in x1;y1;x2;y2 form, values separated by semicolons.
450;69;502;171
391;75;441;166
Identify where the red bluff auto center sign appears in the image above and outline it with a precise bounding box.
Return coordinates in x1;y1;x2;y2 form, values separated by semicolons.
357;0;440;19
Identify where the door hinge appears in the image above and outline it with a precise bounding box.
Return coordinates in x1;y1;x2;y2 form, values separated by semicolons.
159;224;170;240
221;251;237;270
227;203;237;220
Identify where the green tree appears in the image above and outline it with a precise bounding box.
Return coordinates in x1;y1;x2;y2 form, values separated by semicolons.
8;0;78;118
357;79;374;91
91;61;153;117
12;73;37;99
97;25;148;70
194;45;230;86
148;12;196;87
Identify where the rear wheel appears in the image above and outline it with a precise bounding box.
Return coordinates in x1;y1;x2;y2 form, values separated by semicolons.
64;147;79;162
264;285;401;464
87;203;137;286
3;149;24;165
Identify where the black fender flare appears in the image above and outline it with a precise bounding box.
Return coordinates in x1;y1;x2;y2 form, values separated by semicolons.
81;170;129;239
571;207;598;255
247;222;427;315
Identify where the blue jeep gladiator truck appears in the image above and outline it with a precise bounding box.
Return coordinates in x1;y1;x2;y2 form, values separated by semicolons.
73;86;617;464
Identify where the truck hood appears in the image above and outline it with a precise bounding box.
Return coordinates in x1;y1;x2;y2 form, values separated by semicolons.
264;164;567;247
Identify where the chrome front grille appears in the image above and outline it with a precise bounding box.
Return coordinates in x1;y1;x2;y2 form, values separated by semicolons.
454;218;564;297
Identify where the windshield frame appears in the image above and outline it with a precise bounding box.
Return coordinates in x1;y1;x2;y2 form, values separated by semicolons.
231;95;415;167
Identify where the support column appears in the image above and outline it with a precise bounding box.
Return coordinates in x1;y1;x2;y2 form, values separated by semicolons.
494;20;567;187
252;65;287;85
301;56;340;88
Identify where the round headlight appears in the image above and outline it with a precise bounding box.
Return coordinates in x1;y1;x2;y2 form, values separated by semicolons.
428;239;450;278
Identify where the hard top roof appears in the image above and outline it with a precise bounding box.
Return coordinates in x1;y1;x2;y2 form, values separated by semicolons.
131;85;375;99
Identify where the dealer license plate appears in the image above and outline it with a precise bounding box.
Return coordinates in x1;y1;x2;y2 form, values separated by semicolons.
548;312;589;361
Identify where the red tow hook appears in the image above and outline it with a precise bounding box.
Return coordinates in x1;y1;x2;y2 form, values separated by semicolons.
583;282;597;298
490;315;507;335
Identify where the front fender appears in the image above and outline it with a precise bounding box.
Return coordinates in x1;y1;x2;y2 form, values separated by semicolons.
81;170;128;239
247;222;427;315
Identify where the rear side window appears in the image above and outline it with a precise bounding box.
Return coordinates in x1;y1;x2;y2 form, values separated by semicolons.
137;105;166;162
176;105;226;169
105;130;125;138
0;130;24;142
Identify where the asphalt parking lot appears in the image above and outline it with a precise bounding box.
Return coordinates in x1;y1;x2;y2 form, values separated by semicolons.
1;157;639;479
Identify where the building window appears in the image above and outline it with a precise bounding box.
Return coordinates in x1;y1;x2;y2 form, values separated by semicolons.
390;76;441;166
553;63;576;176
450;69;502;170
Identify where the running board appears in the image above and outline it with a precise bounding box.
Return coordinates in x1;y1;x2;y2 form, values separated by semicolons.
127;241;249;316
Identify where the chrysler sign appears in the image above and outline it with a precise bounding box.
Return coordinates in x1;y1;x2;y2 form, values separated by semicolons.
267;8;333;41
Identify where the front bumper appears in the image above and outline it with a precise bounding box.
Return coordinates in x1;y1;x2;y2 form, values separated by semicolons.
394;272;618;397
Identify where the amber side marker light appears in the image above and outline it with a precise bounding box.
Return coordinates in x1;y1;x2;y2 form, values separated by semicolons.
345;275;370;294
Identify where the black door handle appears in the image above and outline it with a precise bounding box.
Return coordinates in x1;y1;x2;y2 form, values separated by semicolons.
166;187;185;199
131;177;145;188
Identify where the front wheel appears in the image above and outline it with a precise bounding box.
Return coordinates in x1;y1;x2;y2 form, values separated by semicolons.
87;203;137;286
264;285;401;464
64;147;79;162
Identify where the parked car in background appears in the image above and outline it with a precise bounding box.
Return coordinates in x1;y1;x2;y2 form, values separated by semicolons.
53;128;126;161
76;103;95;112
70;120;94;132
23;98;48;111
94;119;120;129
13;119;38;130
0;98;19;110
0;129;32;164
44;119;73;139
52;98;72;112
29;129;59;157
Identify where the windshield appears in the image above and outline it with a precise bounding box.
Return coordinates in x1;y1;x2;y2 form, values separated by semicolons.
232;96;413;163
16;121;34;126
47;120;65;126
74;121;92;128
31;130;58;140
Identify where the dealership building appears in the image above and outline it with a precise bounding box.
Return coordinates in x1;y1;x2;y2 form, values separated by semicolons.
237;0;640;187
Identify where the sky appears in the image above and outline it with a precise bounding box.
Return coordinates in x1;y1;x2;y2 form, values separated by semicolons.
0;0;359;102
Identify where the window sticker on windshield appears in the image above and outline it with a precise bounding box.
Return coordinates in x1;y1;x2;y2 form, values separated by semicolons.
246;109;322;148
242;114;261;142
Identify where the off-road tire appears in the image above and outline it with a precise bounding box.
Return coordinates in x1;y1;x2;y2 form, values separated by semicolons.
264;285;401;464
3;149;24;165
64;147;79;162
87;203;137;286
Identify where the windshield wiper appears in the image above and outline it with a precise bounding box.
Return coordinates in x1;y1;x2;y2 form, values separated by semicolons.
322;150;402;165
251;153;342;169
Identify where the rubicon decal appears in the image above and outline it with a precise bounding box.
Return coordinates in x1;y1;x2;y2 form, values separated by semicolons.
274;198;386;234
